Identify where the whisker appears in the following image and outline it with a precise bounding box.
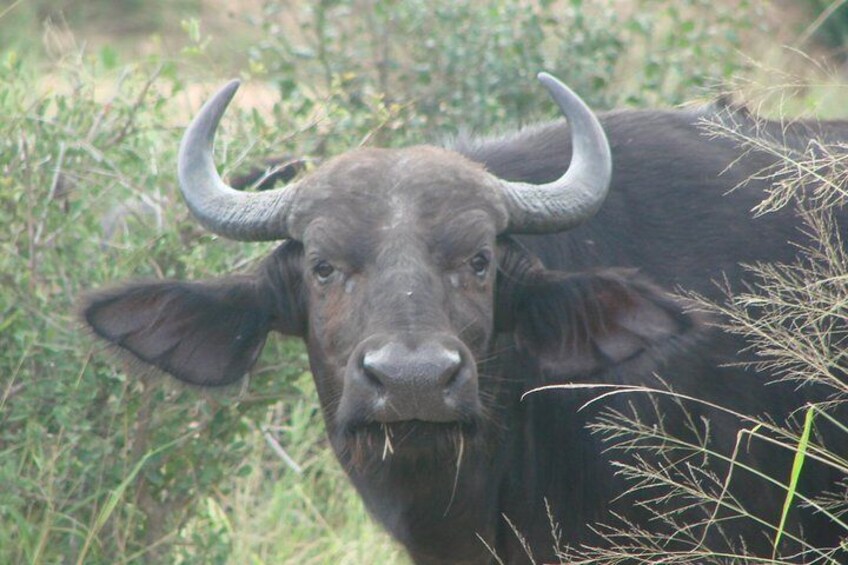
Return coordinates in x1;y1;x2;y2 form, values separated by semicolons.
477;372;522;383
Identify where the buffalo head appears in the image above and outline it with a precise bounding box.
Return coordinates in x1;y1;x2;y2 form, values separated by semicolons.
84;73;612;457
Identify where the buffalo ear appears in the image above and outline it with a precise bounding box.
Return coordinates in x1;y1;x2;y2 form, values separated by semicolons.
509;267;703;379
82;279;272;386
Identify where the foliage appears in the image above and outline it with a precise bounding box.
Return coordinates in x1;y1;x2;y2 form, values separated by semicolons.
248;0;760;144
0;0;201;53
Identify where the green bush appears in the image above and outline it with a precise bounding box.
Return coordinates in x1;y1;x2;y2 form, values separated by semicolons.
249;0;757;144
0;0;201;52
0;51;298;562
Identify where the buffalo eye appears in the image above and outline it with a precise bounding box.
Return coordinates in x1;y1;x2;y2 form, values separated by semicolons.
313;260;336;283
469;252;491;277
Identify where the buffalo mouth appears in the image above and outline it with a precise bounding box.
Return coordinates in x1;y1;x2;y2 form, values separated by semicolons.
341;419;478;466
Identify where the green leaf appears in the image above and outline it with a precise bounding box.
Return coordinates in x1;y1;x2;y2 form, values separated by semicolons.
772;405;815;556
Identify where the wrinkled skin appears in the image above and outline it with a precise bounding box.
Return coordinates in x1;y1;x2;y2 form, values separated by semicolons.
83;103;848;563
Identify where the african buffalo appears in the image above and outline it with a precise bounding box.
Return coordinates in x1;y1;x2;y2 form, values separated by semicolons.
83;74;847;563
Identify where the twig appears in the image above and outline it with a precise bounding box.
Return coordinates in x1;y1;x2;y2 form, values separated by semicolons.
33;141;67;246
0;342;29;411
262;429;303;474
86;68;130;144
0;0;25;21
109;64;164;147
443;432;464;517
795;0;848;48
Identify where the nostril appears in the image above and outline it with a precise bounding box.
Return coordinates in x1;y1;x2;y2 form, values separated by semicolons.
439;349;463;388
361;351;387;389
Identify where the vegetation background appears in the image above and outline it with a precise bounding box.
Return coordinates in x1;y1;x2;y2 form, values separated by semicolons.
1;0;846;563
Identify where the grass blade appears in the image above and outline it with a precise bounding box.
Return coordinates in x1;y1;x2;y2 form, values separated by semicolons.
75;434;186;565
772;405;815;557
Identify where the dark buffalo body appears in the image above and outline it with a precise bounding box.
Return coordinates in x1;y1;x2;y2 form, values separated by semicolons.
83;77;848;564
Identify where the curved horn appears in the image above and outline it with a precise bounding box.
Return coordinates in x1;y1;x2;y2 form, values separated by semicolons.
178;80;300;241
499;73;612;234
